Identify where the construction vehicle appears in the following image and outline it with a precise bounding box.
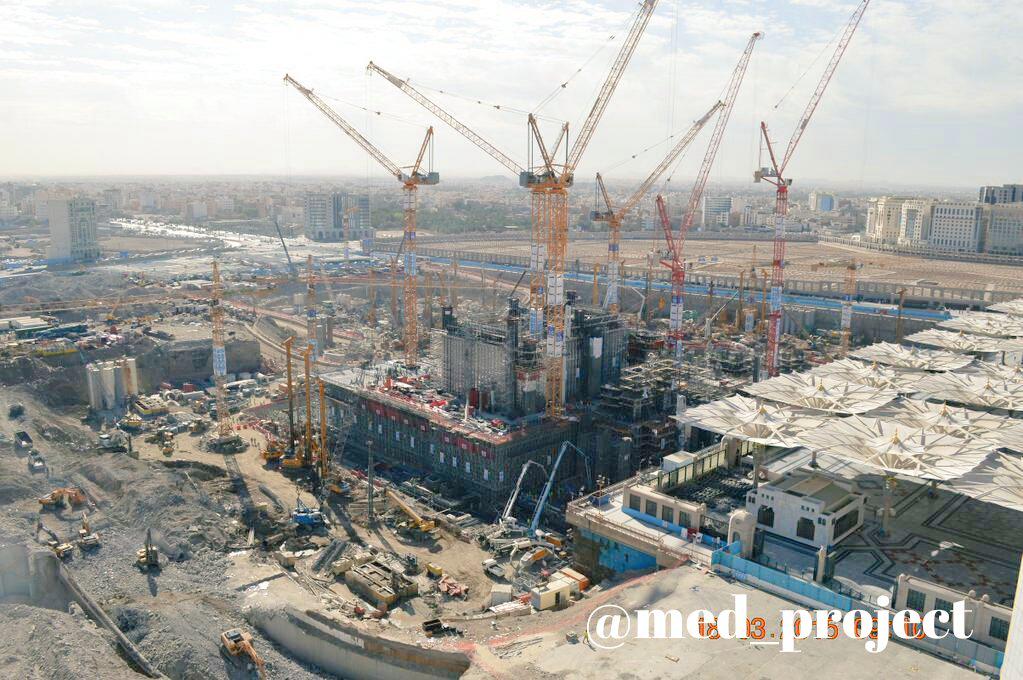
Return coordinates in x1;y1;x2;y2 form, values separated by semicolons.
77;512;100;550
38;487;87;510
529;441;591;534
27;451;46;474
188;418;210;434
136;528;159;571
13;430;33;452
97;430;127;452
385;487;438;540
291;497;325;530
220;628;267;680
51;541;75;560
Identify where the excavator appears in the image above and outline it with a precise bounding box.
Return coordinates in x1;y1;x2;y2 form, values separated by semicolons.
77;511;100;550
38;487;87;511
220;628;267;679
136;528;159;571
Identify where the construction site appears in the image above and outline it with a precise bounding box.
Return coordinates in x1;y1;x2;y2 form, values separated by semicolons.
2;1;1023;679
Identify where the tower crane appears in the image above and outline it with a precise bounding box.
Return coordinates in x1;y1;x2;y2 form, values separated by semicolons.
305;254;318;358
209;261;240;451
591;99;724;314
284;74;439;368
654;33;761;394
369;0;657;419
755;0;870;377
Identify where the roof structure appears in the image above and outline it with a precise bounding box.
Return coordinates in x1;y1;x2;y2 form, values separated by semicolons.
966;361;1023;384
950;453;1023;513
915;373;1023;412
870;399;1023;454
988;298;1023;317
904;329;1023;354
808;358;927;393
797;416;995;482
674;395;828;448
743;373;898;415
938;311;1023;338
849;342;973;372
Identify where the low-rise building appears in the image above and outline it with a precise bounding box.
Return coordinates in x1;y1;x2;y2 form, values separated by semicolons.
745;471;864;550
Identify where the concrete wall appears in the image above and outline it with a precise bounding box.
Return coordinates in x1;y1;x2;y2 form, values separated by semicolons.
135;338;260;391
249;606;470;680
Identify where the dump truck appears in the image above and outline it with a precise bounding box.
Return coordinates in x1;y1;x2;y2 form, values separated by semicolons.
27;451;46;474
220;628;266;679
13;430;33;452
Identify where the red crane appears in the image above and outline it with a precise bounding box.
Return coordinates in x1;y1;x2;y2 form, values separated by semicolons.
654;32;761;394
756;0;870;377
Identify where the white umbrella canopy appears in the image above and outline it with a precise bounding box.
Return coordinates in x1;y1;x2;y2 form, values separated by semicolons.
798;416;996;482
988;299;1023;317
915;373;1023;412
850;342;973;372
675;395;828;447
966;361;1023;384
950;452;1023;513
809;358;927;393
939;311;1023;338
870;399;1023;454
904;329;1023;354
744;372;898;415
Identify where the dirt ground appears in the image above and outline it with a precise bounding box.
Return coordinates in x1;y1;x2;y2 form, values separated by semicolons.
100;233;202;254
457;237;1023;291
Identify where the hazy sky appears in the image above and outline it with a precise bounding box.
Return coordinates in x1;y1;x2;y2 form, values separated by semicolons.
2;0;1019;187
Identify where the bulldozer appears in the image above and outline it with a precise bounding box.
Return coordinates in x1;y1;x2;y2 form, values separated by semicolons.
220;628;266;679
136;528;159;571
38;487;87;511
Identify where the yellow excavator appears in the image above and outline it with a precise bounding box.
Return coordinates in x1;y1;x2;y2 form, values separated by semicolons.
385;488;438;540
220;628;266;679
38;487;87;510
136;528;159;571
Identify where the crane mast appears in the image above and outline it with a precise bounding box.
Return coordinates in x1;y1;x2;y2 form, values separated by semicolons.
210;261;232;440
756;0;869;377
284;73;438;368
370;0;657;417
536;0;658;418
656;33;761;396
592;99;723;314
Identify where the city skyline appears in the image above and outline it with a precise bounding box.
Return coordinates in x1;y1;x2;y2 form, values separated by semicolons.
2;0;1020;185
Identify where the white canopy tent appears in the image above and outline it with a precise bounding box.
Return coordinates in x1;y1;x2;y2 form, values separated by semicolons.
797;416;994;483
808;358;928;393
939;311;1023;338
951;453;1023;513
988;299;1023;317
850;342;973;372
743;373;898;415
904;329;1023;355
869;399;1023;454
675;395;829;448
915;373;1023;412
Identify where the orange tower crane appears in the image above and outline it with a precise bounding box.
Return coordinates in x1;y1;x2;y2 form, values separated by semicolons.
372;0;658;417
591;99;723;314
655;32;761;394
284;74;438;368
755;0;870;377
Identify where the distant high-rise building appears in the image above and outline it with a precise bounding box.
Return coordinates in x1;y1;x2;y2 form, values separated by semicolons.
185;201;208;223
701;196;731;228
48;197;100;262
304;192;337;241
102;188;122;211
929;201;985;252
865;196;910;244
984;204;1023;256
897;199;934;247
979;183;1023;205
809;190;836;212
